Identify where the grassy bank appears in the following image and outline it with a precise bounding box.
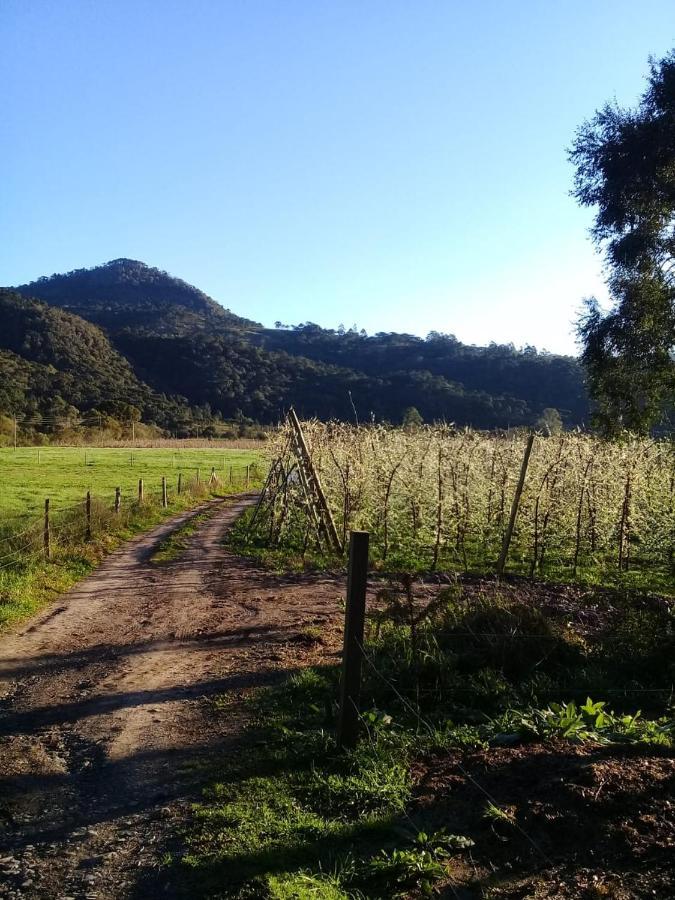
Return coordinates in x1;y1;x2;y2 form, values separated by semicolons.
175;581;674;898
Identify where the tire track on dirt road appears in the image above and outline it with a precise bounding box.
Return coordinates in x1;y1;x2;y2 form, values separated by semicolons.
0;494;345;898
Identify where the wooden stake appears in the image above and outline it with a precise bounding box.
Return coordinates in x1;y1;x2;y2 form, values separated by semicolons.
44;498;50;559
177;472;183;495
85;491;92;541
138;478;144;504
497;432;535;576
115;487;121;513
162;476;168;508
337;531;370;749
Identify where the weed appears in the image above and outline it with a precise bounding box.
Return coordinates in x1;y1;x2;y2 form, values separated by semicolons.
496;698;674;745
483;802;516;826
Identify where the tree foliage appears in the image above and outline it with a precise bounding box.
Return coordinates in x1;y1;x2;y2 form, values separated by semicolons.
570;50;675;433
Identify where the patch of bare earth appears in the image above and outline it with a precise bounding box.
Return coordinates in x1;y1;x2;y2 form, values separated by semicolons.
411;741;675;899
0;496;346;898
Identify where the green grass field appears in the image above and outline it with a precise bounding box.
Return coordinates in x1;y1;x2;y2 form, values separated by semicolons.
0;446;266;526
0;445;268;629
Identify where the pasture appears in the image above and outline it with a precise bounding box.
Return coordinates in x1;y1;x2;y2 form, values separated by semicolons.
0;445;267;629
0;446;266;526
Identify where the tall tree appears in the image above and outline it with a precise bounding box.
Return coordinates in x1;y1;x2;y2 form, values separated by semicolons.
570;50;675;434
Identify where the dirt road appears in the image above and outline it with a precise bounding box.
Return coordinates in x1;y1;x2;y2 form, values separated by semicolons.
0;496;345;898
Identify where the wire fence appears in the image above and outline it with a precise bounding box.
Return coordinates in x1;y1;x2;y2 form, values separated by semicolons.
0;463;264;574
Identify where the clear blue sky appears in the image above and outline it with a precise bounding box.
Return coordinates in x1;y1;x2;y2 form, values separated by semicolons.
2;2;674;354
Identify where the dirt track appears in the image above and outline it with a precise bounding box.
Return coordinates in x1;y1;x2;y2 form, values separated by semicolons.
0;496;345;898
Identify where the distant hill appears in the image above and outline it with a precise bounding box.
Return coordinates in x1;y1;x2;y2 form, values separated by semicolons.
0;289;190;426
7;260;589;429
15;258;254;335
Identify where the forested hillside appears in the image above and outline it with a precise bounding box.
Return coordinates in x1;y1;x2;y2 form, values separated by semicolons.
15;258;253;335
0;289;191;427
6;259;589;429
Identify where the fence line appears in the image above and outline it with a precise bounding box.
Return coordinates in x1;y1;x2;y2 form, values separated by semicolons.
0;464;264;572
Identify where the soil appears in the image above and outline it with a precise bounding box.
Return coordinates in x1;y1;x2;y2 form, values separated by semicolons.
0;496;347;898
412;741;675;899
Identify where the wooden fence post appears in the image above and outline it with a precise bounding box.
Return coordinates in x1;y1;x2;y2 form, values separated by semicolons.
162;476;168;508
115;486;121;513
497;432;535;576
177;472;183;495
337;531;370;749
246;464;250;488
138;478;144;504
229;466;233;485
44;498;50;559
85;491;92;541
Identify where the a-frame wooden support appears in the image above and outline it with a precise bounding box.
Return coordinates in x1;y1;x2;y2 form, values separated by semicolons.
287;408;344;554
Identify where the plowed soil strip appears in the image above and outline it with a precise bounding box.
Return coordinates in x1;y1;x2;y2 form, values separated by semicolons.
0;495;345;898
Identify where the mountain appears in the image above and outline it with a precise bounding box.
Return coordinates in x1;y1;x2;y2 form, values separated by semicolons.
0;289;190;426
15;258;254;335
7;260;589;429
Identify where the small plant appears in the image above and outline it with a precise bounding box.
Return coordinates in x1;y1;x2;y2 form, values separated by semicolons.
298;625;325;646
498;698;674;746
483;802;516;826
364;846;447;894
